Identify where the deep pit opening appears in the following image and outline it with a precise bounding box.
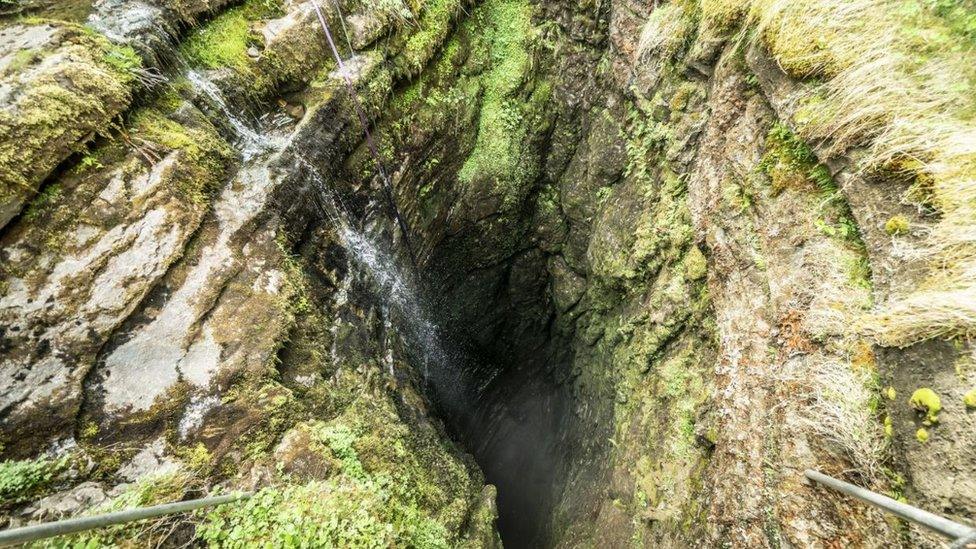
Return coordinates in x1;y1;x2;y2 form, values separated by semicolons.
329;209;582;548
420;341;575;549
405;257;581;548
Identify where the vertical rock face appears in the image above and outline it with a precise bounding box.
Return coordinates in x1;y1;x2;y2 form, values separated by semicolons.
2;0;975;546
0;1;498;546
348;0;975;546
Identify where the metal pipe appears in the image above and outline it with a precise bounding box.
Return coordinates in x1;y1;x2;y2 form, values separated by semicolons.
805;469;975;540
0;492;250;547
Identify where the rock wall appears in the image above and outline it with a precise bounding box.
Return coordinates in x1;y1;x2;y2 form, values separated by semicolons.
1;0;498;545
345;0;976;546
1;0;975;546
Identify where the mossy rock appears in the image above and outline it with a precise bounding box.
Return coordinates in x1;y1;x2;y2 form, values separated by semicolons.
0;22;137;228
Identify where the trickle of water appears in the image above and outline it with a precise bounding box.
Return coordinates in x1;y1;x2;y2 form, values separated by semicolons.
187;71;280;159
338;224;467;406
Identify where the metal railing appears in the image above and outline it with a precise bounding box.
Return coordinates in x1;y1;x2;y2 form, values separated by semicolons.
0;492;250;547
805;469;976;548
3;472;973;546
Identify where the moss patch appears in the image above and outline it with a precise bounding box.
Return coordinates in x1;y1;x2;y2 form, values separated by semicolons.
0;23;136;223
963;389;976;409
884;215;910;235
909;387;942;425
456;0;540;208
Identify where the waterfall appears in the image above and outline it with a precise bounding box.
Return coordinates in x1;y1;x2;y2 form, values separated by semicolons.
186;70;280;160
185;61;469;444
295;158;468;410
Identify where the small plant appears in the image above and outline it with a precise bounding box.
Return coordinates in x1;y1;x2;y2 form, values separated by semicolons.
964;389;976;409
884;215;910;236
909;388;942;425
0;457;64;504
916;427;930;443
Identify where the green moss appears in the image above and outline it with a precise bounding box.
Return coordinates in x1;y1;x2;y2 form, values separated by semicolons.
915;427;930;443
909;387;942;424
885;386;897;400
760;123;826;194
179;0;281;71
180;7;254;72
23;182;62;221
128;105;233;204
761;124;867;249
0;23;134;208
668;82;699;112
700;0;746;33
456;0;537;199
884;215;910;235
396;0;459;74
0;457;65;505
6;49;43;75
963;389;976;408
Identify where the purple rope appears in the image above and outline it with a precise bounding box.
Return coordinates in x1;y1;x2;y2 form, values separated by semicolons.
309;0;419;268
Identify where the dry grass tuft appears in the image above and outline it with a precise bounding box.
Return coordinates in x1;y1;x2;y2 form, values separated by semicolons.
638;3;694;62
699;0;976;347
798;359;888;477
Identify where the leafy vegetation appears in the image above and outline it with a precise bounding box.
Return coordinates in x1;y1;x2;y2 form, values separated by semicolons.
198;407;469;548
0;457;64;505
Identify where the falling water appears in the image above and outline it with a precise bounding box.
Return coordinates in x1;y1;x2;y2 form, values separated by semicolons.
184;58;545;544
294;157;468;408
186;70;280;159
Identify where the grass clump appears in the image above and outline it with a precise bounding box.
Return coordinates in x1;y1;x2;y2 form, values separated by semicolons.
725;0;976;347
637;2;697;63
909;387;942;424
801;359;887;477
